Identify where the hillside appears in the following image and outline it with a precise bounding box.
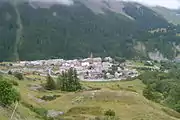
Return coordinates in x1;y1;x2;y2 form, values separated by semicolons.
152;6;180;25
1;0;180;61
1;74;180;120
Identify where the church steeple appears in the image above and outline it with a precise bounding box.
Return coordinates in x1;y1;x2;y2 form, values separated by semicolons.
90;52;93;59
89;52;93;64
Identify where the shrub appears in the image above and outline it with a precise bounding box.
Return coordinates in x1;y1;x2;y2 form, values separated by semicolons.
10;80;19;86
104;116;120;120
104;109;115;116
0;80;20;106
174;103;180;113
143;86;163;102
21;102;47;117
8;70;12;75
14;72;24;80
94;116;120;120
0;74;2;79
45;74;56;90
152;92;164;103
41;95;61;101
67;106;102;115
143;86;154;100
34;108;47;117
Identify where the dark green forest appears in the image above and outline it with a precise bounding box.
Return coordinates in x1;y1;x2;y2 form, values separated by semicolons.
139;62;180;113
0;1;180;61
0;2;17;61
123;2;169;29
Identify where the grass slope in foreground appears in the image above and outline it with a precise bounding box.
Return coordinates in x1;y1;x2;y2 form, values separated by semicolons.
0;76;180;120
1;75;180;120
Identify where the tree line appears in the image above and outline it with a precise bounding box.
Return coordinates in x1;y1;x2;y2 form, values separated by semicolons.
45;68;82;92
139;66;180;112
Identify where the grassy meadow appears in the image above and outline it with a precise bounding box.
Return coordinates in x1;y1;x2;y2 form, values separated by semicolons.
0;74;180;120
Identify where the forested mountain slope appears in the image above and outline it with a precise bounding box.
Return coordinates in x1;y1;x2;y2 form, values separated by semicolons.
0;2;17;61
152;6;180;25
0;0;180;61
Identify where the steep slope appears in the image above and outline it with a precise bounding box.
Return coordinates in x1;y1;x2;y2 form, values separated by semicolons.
152;6;180;25
122;2;169;29
16;78;180;120
0;0;174;61
0;104;42;120
18;1;140;60
13;1;23;61
77;0;169;29
1;75;180;120
0;2;18;61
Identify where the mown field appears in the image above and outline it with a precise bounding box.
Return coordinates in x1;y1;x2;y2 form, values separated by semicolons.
0;74;180;120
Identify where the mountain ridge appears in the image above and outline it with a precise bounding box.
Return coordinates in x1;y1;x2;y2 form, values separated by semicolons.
0;0;179;61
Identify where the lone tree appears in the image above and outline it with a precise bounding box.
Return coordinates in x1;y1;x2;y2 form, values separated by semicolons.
45;74;56;90
58;68;81;92
14;72;24;80
0;80;20;106
104;109;116;116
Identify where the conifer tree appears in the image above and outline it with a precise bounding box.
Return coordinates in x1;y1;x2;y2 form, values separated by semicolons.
57;68;81;92
45;74;56;90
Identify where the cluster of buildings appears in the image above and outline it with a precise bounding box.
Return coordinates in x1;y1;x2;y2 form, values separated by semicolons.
1;56;139;81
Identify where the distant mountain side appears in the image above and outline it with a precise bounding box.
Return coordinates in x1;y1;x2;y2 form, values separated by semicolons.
1;0;180;62
0;2;17;61
152;6;180;25
122;2;169;29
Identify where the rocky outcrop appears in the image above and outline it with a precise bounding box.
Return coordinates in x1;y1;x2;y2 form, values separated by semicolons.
47;110;64;118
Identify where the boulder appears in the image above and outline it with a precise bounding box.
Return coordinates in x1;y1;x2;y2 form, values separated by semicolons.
47;110;64;118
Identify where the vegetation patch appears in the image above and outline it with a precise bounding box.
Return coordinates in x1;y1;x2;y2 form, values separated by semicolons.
0;80;20;106
21;101;47;118
41;95;61;101
94;116;120;120
139;68;180;113
109;84;137;93
66;106;103;116
83;86;102;91
13;72;24;80
9;80;19;86
45;68;82;92
104;109;116;116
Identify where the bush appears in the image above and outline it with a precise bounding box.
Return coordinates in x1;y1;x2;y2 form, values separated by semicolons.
41;95;61;101
10;80;19;86
114;57;126;63
8;70;12;75
67;106;102;115
94;116;120;120
104;109;115;116
0;80;20;106
21;102;47;117
143;86;154;100
45;74;56;90
152;92;164;103
103;116;120;120
174;103;180;113
14;72;24;80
